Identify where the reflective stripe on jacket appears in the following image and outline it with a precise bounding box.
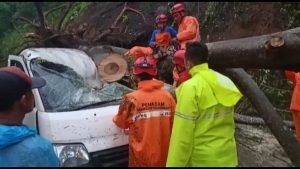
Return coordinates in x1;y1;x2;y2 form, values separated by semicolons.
167;63;242;167
113;79;176;167
177;16;201;49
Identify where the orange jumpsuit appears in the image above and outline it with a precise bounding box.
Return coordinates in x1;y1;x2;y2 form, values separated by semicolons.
113;79;176;167
177;16;201;49
285;70;300;140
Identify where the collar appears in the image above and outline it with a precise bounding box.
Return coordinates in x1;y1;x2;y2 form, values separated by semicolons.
189;63;209;77
137;79;164;91
157;27;167;33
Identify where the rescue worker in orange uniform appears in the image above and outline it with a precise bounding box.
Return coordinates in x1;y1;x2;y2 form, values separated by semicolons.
285;70;300;141
172;49;191;87
125;14;177;60
112;56;176;167
149;14;177;49
170;3;201;49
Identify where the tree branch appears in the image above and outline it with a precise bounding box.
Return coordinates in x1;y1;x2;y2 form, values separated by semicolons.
34;2;46;28
40;33;74;42
57;2;74;32
92;2;147;43
44;3;68;17
126;7;147;24
14;16;40;28
112;2;128;27
10;21;23;36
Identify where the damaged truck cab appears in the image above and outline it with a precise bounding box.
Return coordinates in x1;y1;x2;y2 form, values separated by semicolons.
8;48;130;167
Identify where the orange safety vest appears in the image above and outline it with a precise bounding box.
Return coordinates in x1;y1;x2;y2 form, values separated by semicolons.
113;79;176;167
155;32;172;47
177;16;201;49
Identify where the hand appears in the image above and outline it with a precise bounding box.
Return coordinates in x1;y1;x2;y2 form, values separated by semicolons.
173;68;179;81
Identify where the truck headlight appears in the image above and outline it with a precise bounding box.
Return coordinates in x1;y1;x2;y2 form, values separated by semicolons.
53;143;90;167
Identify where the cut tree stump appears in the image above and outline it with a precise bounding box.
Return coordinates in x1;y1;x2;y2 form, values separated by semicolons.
83;45;128;83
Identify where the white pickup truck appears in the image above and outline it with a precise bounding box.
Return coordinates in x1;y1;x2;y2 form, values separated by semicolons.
8;48;131;167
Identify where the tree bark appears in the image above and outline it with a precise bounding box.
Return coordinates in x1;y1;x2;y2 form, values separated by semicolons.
57;2;74;32
207;27;300;70
222;68;300;166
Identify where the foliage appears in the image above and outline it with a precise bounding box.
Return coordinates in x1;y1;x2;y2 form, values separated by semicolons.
202;2;227;33
280;2;300;29
233;2;252;25
122;14;129;24
237;69;294;121
55;2;90;30
0;23;33;67
0;2;91;67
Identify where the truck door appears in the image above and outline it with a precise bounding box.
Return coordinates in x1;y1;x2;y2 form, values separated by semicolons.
8;55;38;130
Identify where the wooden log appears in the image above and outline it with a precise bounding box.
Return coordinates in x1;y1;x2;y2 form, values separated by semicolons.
207;27;300;70
234;113;294;128
84;46;128;83
222;68;300;166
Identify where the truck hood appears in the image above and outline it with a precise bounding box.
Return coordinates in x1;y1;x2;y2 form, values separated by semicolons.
37;105;128;153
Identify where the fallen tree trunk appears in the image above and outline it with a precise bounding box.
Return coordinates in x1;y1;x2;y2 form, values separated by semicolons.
207;27;300;70
223;69;300;166
234;113;294;128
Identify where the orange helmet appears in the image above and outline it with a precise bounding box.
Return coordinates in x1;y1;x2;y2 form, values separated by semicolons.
172;49;186;67
133;56;158;76
155;14;168;24
170;3;185;15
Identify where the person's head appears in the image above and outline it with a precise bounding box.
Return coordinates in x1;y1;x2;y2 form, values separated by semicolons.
172;49;186;73
0;66;46;124
133;56;158;82
170;3;186;24
184;42;209;70
155;14;168;30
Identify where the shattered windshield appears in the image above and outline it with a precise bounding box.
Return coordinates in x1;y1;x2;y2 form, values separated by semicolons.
30;57;132;112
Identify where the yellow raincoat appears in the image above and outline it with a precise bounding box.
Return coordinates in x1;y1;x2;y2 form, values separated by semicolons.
166;63;242;167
